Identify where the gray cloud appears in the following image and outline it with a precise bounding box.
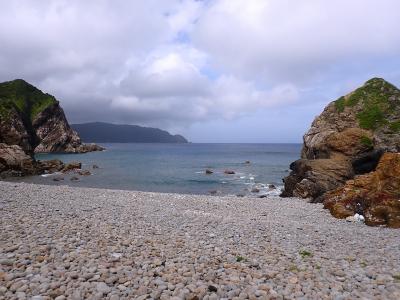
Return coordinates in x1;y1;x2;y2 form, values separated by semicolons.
0;0;399;141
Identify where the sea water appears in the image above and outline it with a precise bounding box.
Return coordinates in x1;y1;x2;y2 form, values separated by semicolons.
17;143;301;196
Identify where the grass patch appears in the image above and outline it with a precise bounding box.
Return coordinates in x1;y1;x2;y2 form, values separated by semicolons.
236;256;245;262
357;105;385;129
299;250;313;258
0;79;57;121
335;96;346;112
289;264;299;272
333;78;399;131
360;261;367;268
389;121;400;133
360;136;373;148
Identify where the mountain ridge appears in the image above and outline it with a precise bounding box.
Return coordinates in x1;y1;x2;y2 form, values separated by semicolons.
71;122;188;143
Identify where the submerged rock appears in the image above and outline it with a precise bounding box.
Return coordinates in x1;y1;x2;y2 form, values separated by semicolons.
282;78;400;202
323;153;400;228
224;170;235;175
205;169;213;174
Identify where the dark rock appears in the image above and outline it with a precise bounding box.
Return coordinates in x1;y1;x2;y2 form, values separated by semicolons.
268;184;276;189
245;161;251;164
224;170;235;175
258;195;268;198
236;193;245;197
208;285;218;292
209;190;218;195
205;169;213;174
70;176;80;181
53;176;64;182
92;164;99;169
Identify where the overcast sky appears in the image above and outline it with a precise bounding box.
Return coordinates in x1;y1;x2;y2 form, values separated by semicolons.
1;0;400;142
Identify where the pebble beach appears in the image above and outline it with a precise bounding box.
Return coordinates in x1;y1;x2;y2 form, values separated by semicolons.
1;181;400;300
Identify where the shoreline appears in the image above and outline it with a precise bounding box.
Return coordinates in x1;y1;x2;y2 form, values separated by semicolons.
1;181;399;299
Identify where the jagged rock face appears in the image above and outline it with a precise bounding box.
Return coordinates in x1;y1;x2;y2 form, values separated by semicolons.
33;102;83;153
323;153;400;228
0;79;103;154
283;78;400;200
0;108;34;154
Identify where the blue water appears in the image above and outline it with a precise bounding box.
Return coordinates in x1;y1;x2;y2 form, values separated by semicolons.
19;143;301;196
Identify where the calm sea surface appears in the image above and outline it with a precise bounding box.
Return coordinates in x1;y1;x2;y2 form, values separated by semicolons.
16;143;301;196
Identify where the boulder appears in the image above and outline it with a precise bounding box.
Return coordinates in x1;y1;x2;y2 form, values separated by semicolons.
323;153;400;228
282;78;400;201
62;161;82;173
0;143;37;177
37;159;64;173
205;169;213;174
282;155;353;201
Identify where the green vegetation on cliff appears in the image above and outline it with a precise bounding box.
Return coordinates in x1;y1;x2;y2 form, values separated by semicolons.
334;78;400;130
0;79;57;121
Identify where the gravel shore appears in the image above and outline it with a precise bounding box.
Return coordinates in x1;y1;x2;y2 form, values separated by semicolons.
1;181;399;299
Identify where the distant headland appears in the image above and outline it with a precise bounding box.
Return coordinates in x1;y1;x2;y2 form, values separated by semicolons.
71;122;188;144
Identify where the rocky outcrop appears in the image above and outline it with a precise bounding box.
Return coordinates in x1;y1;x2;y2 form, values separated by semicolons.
0;143;64;177
323;153;400;228
282;78;400;201
0;79;104;154
0;79;104;177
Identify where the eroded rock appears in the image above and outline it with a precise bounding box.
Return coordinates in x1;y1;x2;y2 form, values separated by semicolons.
323;153;400;228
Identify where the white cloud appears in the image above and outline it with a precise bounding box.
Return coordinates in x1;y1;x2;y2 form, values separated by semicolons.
193;0;400;82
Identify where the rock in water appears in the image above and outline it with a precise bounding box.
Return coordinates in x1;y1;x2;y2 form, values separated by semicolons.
323;153;400;228
0;79;104;154
224;170;235;175
282;78;400;202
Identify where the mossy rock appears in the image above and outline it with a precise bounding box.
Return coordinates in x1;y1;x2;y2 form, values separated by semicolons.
334;78;399;131
0;79;57;121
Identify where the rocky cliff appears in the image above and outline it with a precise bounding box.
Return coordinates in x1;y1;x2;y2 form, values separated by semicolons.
0;79;104;154
282;78;400;202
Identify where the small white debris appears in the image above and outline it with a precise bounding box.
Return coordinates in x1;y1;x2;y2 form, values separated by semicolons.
346;213;365;223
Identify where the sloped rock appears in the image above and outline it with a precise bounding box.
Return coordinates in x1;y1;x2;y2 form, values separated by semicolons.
323;153;400;228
